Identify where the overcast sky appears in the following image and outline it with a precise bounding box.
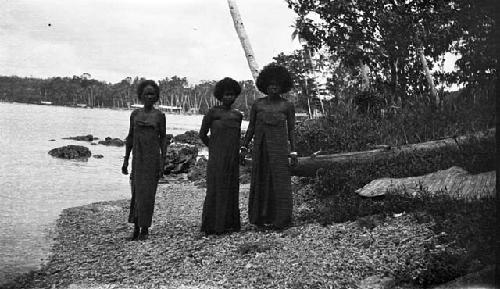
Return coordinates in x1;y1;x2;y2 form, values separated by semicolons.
1;0;302;84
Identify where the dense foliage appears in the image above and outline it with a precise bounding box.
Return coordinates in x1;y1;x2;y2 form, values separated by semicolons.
294;90;495;156
290;92;496;286
285;0;498;101
292;125;495;285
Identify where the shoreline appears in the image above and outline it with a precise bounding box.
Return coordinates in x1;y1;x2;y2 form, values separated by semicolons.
2;181;495;289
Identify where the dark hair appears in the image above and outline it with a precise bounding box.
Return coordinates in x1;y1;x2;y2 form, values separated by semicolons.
213;77;242;100
137;80;160;102
256;64;293;95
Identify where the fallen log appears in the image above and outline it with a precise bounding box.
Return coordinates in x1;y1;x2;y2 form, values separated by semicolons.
355;166;495;199
243;129;494;177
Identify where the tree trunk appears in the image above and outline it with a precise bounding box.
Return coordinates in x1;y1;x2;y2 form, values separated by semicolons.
227;0;260;82
419;46;439;106
359;60;370;91
244;129;494;177
390;58;399;105
304;47;324;115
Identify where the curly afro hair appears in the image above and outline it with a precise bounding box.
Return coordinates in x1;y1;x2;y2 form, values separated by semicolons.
137;80;160;102
256;64;293;95
213;77;242;100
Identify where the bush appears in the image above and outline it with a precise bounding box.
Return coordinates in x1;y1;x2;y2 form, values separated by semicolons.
292;91;496;287
294;96;495;156
294;116;495;284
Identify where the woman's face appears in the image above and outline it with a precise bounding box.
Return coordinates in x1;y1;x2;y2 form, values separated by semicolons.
142;85;157;105
221;90;237;106
267;80;281;96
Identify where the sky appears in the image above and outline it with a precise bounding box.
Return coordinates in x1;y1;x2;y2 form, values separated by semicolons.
0;0;302;84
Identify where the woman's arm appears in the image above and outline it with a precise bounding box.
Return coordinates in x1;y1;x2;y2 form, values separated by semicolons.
159;112;167;158
199;109;213;147
158;112;167;178
286;101;298;167
286;101;296;152
122;110;136;174
242;102;257;147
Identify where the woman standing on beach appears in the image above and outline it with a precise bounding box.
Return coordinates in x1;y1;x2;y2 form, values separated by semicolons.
241;64;298;230
122;80;168;240
199;77;243;235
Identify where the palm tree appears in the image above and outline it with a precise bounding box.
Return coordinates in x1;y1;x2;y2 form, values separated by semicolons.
227;0;260;84
291;16;324;116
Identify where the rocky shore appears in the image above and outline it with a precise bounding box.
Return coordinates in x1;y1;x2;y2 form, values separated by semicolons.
3;180;494;289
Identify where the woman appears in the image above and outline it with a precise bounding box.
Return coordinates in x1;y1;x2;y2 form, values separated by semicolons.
199;77;243;235
122;80;168;240
241;64;298;230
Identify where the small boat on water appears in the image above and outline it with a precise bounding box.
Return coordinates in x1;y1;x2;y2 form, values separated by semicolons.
158;105;182;113
40;101;52;105
130;104;183;114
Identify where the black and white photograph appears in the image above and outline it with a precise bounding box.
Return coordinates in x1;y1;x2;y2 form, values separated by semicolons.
0;0;497;288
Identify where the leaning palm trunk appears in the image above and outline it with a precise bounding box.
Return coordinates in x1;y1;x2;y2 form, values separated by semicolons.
419;46;439;106
227;0;260;83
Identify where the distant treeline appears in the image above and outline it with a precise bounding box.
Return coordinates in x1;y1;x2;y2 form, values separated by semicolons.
0;75;261;115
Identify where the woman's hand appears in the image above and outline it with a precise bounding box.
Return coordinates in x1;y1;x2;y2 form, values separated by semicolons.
158;160;164;179
122;162;129;175
239;146;248;166
290;152;298;167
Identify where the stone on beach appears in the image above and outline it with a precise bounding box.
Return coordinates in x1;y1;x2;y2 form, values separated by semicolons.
97;137;125;147
48;145;91;159
173;130;204;147
63;134;98;141
163;144;198;175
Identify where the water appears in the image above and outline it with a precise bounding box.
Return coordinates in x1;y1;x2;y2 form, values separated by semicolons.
0;102;207;283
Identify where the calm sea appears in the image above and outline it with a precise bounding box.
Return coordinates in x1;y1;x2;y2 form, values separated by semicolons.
0;102;207;283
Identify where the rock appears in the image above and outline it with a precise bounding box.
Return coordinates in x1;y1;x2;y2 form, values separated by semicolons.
358;275;395;289
63;134;98;141
164;144;198;175
166;133;174;144
188;156;207;182
92;154;104;159
48;145;91;159
90;142;97;145
97;137;125;147
173;130;204;146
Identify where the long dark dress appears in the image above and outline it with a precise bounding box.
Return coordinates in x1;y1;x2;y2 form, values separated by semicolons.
200;107;242;234
126;108;166;228
248;101;293;228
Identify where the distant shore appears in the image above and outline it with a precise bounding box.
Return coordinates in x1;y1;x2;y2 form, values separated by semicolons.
0;101;202;115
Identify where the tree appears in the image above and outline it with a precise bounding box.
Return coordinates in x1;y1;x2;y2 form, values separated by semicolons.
291;16;325;115
285;0;497;107
227;0;260;84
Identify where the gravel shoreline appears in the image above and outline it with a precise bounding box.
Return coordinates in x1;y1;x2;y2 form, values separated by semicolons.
1;182;491;289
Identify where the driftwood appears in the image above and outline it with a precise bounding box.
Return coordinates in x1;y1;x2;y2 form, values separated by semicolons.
244;129;494;177
355;166;495;199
